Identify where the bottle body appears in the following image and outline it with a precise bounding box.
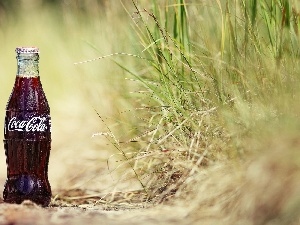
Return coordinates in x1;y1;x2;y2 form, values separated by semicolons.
3;47;51;207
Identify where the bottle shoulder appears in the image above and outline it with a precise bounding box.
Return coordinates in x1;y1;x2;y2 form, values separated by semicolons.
6;77;50;112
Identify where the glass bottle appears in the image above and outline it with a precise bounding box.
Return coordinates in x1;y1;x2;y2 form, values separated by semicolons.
3;47;52;207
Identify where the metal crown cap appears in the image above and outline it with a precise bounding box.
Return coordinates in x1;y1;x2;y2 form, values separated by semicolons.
16;47;39;54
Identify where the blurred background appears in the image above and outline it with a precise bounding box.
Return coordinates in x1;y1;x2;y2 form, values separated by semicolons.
0;0;139;193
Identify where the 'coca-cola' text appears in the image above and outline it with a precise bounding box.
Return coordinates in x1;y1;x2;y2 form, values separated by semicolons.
8;116;48;132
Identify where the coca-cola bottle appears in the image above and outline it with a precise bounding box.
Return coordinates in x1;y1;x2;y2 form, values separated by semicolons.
3;47;51;206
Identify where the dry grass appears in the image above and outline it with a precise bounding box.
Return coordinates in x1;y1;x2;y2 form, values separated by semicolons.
181;134;300;225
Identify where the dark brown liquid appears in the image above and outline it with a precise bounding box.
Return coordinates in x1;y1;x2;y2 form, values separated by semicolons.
4;76;51;207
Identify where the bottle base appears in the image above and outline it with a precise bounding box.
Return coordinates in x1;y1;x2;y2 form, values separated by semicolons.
3;175;51;207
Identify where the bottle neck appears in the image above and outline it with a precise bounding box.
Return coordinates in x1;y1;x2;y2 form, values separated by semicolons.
16;53;39;77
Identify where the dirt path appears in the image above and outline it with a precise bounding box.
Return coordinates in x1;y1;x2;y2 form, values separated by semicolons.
0;202;138;225
0;187;189;225
0;199;187;225
0;201;141;225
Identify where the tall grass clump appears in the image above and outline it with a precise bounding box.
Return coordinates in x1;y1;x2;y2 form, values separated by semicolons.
97;1;300;221
109;0;230;199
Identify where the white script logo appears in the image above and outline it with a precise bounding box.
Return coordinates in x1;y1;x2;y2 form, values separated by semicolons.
8;116;48;132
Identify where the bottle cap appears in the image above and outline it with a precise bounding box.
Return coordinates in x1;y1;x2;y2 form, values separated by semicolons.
15;47;39;54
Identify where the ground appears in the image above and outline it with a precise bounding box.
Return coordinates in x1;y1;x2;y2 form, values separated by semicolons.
0;195;186;225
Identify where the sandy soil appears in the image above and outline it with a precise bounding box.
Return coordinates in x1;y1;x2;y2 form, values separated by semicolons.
0;197;187;225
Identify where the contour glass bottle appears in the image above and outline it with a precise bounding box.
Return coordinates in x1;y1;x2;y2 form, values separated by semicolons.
3;47;51;206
